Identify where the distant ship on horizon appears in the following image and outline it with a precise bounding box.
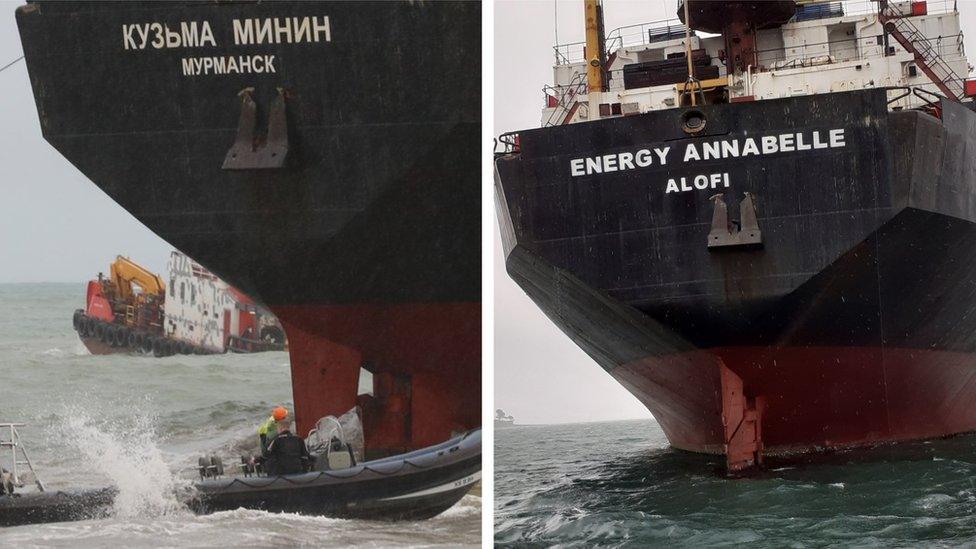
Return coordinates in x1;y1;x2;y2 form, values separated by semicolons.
495;409;516;429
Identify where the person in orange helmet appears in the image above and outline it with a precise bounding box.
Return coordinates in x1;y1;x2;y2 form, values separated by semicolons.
257;406;289;453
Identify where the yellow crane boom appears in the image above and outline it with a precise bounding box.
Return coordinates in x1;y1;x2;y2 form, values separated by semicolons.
109;255;165;302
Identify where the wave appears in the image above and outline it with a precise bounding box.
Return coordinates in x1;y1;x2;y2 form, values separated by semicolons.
56;407;191;519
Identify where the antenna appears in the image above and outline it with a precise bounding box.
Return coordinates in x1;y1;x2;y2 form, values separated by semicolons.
554;0;558;46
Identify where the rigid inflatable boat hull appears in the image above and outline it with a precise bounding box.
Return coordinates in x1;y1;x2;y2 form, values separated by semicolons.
0;430;480;527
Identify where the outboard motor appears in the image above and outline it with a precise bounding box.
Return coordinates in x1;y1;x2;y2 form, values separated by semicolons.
326;436;356;471
239;455;267;477
197;456;224;480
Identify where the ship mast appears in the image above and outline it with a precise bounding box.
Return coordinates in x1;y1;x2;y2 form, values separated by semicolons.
682;0;697;106
584;0;606;94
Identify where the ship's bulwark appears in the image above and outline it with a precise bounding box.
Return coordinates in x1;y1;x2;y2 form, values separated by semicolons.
17;1;481;455
496;89;976;462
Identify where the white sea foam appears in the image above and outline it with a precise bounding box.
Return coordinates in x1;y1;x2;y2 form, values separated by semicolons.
40;347;66;357
57;407;190;519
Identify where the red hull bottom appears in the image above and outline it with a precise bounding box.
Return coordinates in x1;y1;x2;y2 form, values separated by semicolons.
614;346;976;468
79;336;117;356
273;302;481;458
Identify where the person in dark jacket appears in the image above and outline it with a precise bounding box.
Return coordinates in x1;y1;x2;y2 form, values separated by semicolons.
0;468;12;496
261;419;313;476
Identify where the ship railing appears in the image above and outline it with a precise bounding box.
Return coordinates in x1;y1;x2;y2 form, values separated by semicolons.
553;17;689;66
553;41;588;66
840;0;956;18
0;423;45;492
542;72;588;127
494;132;520;155
885;85;952;115
553;42;583;66
604;18;695;55
551;1;956;66
753;32;964;72
602;31;962;93
880;2;967;99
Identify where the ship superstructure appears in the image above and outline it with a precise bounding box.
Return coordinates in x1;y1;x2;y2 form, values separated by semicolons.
497;0;976;470
540;0;971;128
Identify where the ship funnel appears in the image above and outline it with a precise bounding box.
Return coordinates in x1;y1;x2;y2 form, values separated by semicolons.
678;1;795;76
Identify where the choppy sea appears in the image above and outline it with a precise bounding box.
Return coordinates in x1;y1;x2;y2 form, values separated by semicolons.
0;283;479;548
495;419;976;547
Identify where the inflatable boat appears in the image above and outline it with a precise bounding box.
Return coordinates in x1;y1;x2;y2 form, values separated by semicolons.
0;429;480;527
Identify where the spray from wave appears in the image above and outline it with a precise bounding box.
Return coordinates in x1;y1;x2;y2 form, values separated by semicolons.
56;405;191;519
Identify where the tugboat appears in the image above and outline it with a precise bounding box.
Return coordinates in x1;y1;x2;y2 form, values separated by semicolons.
73;252;287;356
496;0;976;471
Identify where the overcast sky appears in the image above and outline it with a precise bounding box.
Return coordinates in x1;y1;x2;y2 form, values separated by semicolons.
0;1;172;284
493;0;976;425
494;0;673;425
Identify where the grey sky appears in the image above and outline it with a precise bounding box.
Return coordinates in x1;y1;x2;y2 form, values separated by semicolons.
494;0;976;424
0;1;171;284
494;0;671;424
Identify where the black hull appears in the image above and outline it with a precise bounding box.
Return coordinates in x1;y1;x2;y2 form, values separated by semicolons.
0;430;480;527
496;89;976;462
15;1;480;306
17;1;482;452
0;488;115;528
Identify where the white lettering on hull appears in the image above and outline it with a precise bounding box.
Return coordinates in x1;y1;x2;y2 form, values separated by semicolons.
180;55;277;76
570;128;848;177
122;15;331;78
665;173;730;194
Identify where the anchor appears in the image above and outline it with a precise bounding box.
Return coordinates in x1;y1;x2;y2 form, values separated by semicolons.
222;87;289;170
707;192;763;249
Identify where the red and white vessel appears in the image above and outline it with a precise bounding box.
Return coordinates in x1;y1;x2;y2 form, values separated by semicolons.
73;252;286;356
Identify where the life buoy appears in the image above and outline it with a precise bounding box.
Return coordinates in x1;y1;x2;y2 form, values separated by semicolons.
127;330;138;348
115;327;128;347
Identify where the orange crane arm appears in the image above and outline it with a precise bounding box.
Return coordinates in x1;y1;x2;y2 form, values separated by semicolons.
109;255;165;302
